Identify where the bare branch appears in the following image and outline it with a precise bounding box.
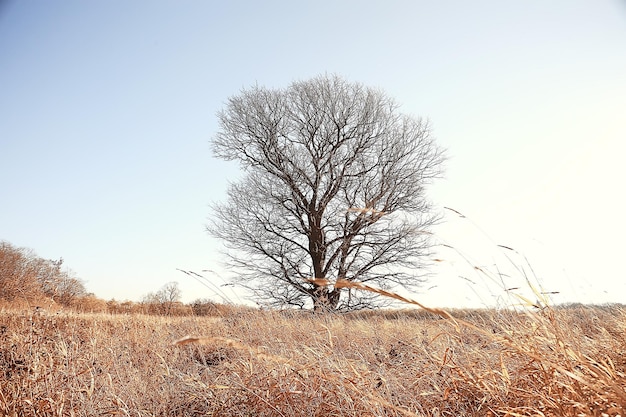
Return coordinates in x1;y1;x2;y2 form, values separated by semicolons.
208;75;446;310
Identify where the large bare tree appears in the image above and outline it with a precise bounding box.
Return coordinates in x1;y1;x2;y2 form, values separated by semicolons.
208;75;445;311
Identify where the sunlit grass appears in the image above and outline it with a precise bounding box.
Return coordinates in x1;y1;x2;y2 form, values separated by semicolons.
2;210;624;415
1;300;624;416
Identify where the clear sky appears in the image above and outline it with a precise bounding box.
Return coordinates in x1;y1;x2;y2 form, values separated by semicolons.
1;1;625;308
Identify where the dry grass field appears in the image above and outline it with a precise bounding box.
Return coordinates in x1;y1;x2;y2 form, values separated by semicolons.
1;301;625;416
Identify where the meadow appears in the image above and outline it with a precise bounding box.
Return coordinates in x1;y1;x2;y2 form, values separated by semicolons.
1;301;624;416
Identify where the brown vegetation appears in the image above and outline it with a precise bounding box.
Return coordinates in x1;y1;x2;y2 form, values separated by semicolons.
0;241;87;310
0;241;227;317
2;239;624;415
0;303;624;416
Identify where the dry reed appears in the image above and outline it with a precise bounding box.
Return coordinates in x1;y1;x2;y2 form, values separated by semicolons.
1;295;624;415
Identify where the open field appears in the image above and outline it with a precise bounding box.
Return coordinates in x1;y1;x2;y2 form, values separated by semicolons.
1;304;625;416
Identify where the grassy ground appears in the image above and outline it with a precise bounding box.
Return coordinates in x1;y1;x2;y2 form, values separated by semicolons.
0;304;624;416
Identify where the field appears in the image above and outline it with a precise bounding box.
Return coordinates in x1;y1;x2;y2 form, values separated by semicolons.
1;303;625;416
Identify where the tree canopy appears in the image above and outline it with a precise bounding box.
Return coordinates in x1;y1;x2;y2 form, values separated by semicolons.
209;75;445;311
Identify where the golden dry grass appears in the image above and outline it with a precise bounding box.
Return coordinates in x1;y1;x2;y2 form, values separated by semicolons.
0;302;625;416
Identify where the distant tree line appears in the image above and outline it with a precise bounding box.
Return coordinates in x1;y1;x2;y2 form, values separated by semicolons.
0;240;87;308
139;282;241;316
0;241;236;316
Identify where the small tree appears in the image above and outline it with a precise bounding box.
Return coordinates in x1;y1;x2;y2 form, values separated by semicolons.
209;75;445;311
142;282;182;315
157;281;182;315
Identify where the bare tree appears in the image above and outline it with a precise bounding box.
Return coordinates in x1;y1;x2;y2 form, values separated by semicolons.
34;258;87;306
209;75;445;311
142;282;182;315
140;292;161;315
53;274;87;306
157;281;182;315
0;241;42;301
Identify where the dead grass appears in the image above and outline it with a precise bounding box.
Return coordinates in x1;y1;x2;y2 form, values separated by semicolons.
0;302;624;416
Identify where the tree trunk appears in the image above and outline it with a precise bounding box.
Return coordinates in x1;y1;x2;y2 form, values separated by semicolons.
312;286;341;312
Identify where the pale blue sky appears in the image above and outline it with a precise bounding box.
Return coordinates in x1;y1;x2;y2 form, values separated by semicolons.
1;1;625;308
